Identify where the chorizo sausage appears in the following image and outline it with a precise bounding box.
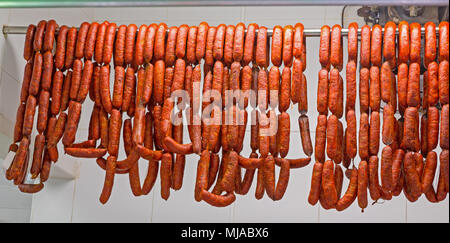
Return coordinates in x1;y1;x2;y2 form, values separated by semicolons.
22;96;37;136
204;26;216;66
153;23;168;61
13;104;26;143
369;66;380;111
69;59;83;100
20;62;33;103
125;24;139;65
327;115;339;162
424;22;437;66
346;61;357;112
317;68;328;115
102;23;117;65
62;101;82;147
54;25;68;70
84;22;98;60
383;21;396;64
308;162;323;206
23;24;36;61
439;21;449;62
76;60;94;103
30;134;45;179
346;110;357;159
330;24;343;70
315;115;327;163
271;25;283;67
29;52;43;96
401;107;420;152
232;23;245;62
51;71;64;116
134;24;147;66
407;62;421;108
299;114;313;156
398;21;410;64
243;23;258;66
33;20;46;52
439;60;449;105
255;26;269;68
113;25;127;66
322;160;338;207
99;65;113;113
64;27;77;68
427;61;439;107
37;90;50;134
410;23;421;64
47;112;67;148
427;106;439;151
319;25;331;68
382;103;395;145
404;152;422;199
370;24;382;67
112;66;125;109
441;104;449;149
160;153;173;200
328;68;343;117
213;24;226;61
75;22;90;59
223;25;235;66
360;25;371;68
186;25;198;64
277;112;290;158
94;21;108;64
369;111;380;156
357;160;369;211
291;58;303;104
282;25;294;67
422;151;437;193
99;156;116;204
359;112;370;160
359;68;370;114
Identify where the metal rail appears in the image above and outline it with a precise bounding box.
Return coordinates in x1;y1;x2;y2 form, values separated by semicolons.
2;25;441;36
0;0;448;8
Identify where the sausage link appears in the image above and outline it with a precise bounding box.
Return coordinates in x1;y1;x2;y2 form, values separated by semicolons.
322;160;338;207
407;62;421;108
359;112;370;160
308;162;323;206
401;107;420;152
346;110;357;159
54;25;68;70
330;24;343;70
345;61;357;112
291;58;303;104
299;114;313;156
113;25;127;66
160;153;173;200
255;26;269;68
369;111;380;156
20;62;33;103
204;26;216;66
404;152;423;199
382;103;395;145
317;68;328;115
427;106;439;151
410;23;421;64
37;90;50;134
326;115;339;163
107;109;122;156
370;24;382;67
13;104;26;143
186;25;198;64
359;68;370;114
64;27;77;68
427;62;439;107
357;160;369;211
99;65;113;113
75;22;90;59
22;96;37;136
84;22;99;60
439;60;449;104
319;25;331;68
424;22;437;66
62;101;81;147
441;104;449;149
271;25;283;67
30;134;45;178
422;151;437;193
23;24;36;61
102;23;117;65
439;21;449;62
47;112;67;148
134;24;148;66
29;52;43;96
51;71;64;116
223;25;235;66
99;156;116;204
112;66;125;109
76;60;94;103
383;21;396;64
277;112;290;158
69;59;83;100
439;149;449;192
232;22;245;62
143;23;157;64
212;24;226;61
243;23;258;66
398;21;410;64
123;24;139;65
94;21;108;64
369;66;380;111
33;20;46;52
360;25;371;68
282;25;294;67
328;68;343;118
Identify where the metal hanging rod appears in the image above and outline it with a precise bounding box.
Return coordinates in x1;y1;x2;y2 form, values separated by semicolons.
0;0;448;8
2;25;441;36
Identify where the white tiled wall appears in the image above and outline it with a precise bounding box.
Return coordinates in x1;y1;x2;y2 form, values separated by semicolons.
0;6;448;223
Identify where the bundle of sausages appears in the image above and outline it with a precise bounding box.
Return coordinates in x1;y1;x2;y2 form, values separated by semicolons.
6;20;315;207
309;21;449;212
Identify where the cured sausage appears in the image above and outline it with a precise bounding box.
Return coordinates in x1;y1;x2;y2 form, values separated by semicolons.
359;68;370;114
213;24;227;62
99;65;113;113
383;21;396;64
404;152;422;199
223;25;235;66
360;25;371;68
427;62;439;107
47;112;67;148
427;106;439;151
370;24;382;67
114;25;127;66
345;61;357;112
298;73;308;114
277;112;290;158
439;21;449;62
33;20;46;52
29;52;43;96
75;22;90;59
94;21;108;64
271;25;283;67
293;23;304;59
369;111;380;156
22;96;37;136
410;23;421;64
70;59;83;101
381;146;393;193
299;115;313;156
84;22;99;60
195;22;209;62
357;160;369;211
382;103;395;145
422;151;437;193
186;25;198;64
328;68;343;118
439;60;449;105
64;27;77;68
232;22;245;62
319;25;331;68
380;61;392;103
317;68;328;115
346;110;357;159
154;23;168;61
30;134;45;179
322;160;338;207
398;21;410;64
291;58;302;104
62;101;81;147
369;66;380;111
23;24;36;61
37;90;50;134
327;115;339;163
424;22;437;66
282;25;294;67
204;26;216;66
143;23;157;64
99;156;116;204
54;25;68;70
308;162;323;206
441;104;449;149
160;153;173;200
134;24;147;66
255;26;269;68
397;63;408;115
107;109;122;156
13;104;26;143
278;67;291;113
102;23;117;65
76;60;94;103
330;24;343;70
243;23;257;66
359;112;370;160
402;107;420;152
407;62;421;108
